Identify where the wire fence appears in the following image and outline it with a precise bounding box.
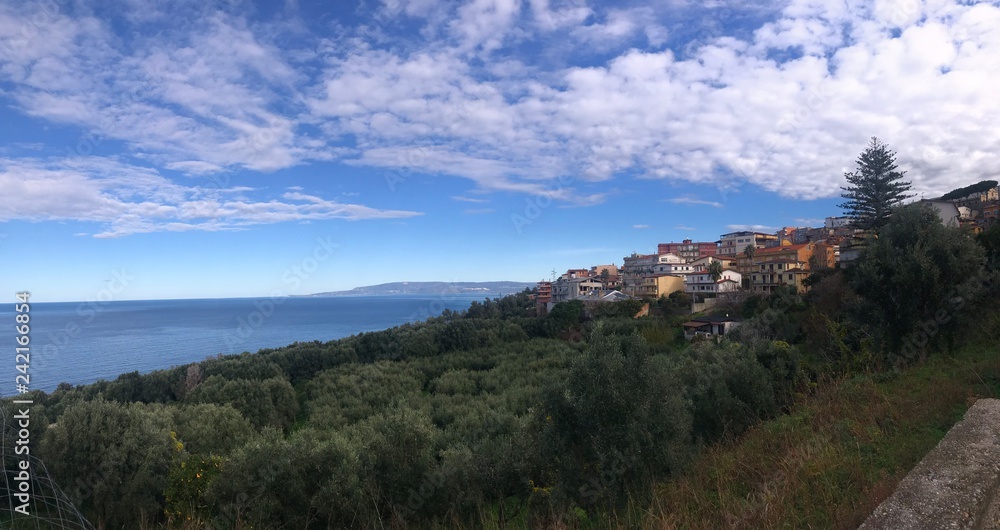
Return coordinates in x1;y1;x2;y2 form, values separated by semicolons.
1;401;95;530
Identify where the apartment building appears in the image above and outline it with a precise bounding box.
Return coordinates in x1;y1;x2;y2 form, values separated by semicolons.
632;274;686;298
535;281;552;315
690;255;738;271
684;270;742;295
749;242;835;293
551;276;604;303
621;253;683;295
717;231;780;257
657;239;718;262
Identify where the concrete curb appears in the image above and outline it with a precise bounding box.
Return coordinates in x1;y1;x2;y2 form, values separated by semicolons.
860;398;1000;529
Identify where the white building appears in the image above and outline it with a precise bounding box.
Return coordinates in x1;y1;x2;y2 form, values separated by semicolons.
551;277;604;303
717;231;780;257
652;262;697;274
621;253;684;294
689;255;738;272
922;199;961;228
684;270;742;295
824;216;851;229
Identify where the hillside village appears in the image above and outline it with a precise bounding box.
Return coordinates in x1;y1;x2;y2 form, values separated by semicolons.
535;181;1000;321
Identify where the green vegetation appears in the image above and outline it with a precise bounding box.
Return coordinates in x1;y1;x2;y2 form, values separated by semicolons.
940;179;998;201
646;342;1000;529
3;200;999;529
838;137;913;231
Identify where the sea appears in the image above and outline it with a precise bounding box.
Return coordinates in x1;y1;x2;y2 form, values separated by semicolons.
0;295;488;394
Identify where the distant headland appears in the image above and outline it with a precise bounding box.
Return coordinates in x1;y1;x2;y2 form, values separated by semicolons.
301;281;536;297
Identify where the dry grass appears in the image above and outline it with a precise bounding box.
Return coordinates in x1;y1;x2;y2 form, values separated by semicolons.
641;343;1000;530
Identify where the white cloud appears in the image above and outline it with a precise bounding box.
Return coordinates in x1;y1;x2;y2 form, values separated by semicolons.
632;224;650;229
529;0;592;31
571;8;643;45
450;0;524;52
665;197;725;208
309;0;1000;201
452;195;489;203
0;157;422;237
1;0;999;211
463;208;495;214
675;225;697;231
726;224;778;231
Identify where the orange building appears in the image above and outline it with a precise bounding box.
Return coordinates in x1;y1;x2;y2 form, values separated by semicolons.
749;242;835;293
535;281;552;315
658;239;719;262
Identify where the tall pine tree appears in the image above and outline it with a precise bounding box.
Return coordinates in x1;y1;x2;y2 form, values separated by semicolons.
838;137;913;231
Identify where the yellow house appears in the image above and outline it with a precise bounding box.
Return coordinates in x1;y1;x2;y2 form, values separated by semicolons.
633;274;685;298
749;242;834;293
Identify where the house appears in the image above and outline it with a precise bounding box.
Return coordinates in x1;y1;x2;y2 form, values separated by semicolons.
690;255;738;271
776;226;798;245
561;268;591;279
984;202;999;222
652;262;697;275
551;277;604;303
657;239;719;262
621;253;683;295
681;315;743;340
599;290;632;302
590;264;618;277
922;199;961;228
535;281;552;315
749;242;835;293
632;274;686;299
750;260;812;293
684;270;742;295
825;216;851;229
717;231;781;257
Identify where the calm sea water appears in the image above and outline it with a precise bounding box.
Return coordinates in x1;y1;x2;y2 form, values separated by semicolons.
0;295;486;394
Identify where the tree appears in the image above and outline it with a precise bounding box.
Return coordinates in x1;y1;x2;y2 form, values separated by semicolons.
533;334;692;513
707;260;723;284
838;137;913;232
743;245;756;290
600;268;611;288
40;400;174;529
849;202;986;362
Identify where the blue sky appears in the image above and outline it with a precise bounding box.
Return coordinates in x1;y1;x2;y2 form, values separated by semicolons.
1;0;998;302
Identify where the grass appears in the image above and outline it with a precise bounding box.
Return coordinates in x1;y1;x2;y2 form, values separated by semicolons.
641;342;1000;529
